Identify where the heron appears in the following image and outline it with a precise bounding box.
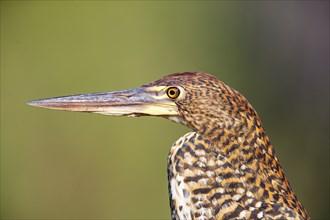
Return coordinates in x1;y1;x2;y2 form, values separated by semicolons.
27;72;309;219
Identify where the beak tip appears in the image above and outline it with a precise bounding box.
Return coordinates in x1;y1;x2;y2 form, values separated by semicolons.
27;100;47;108
26;100;36;106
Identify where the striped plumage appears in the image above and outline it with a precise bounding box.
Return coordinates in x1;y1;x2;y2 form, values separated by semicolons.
146;72;309;220
28;72;309;219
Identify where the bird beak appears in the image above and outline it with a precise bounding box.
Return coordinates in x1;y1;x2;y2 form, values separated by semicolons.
27;86;179;117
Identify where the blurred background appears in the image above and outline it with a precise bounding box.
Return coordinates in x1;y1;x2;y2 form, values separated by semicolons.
1;1;329;219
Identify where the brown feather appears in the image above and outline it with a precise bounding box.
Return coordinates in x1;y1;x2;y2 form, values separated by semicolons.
148;72;309;220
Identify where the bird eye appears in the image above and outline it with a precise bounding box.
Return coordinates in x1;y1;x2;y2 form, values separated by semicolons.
166;87;180;99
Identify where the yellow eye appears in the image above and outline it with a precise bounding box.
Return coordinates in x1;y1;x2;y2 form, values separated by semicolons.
166;87;180;99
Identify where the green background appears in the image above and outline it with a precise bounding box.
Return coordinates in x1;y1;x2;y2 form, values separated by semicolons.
1;1;329;219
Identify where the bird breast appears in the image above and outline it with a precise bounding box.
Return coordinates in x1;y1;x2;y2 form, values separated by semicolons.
168;131;220;220
167;132;305;220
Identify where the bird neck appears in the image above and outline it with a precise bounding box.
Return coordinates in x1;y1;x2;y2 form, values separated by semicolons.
199;112;277;170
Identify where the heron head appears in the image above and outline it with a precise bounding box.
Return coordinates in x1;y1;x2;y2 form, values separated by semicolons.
27;72;255;135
